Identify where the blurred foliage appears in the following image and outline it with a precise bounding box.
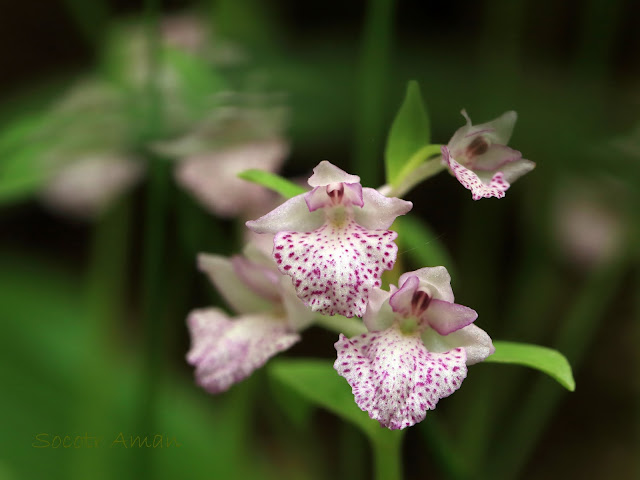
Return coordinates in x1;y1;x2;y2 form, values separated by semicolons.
0;0;638;479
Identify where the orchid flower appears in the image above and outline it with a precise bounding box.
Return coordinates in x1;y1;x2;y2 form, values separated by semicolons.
186;247;313;394
335;267;494;430
246;161;412;318
443;110;535;200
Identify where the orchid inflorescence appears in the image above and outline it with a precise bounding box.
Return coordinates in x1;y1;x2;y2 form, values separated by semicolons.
186;109;535;430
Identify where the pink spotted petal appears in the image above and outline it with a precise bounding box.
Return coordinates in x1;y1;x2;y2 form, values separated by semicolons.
308;161;360;187
421;298;477;335
442;146;510;200
246;194;324;235
198;254;273;315
334;329;467;430
422;323;495;365
353;188;413;230
398;267;455;303
305;182;364;211
273;221;399;317
187;308;300;394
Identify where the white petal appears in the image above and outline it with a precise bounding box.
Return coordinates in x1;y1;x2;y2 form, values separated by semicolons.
362;288;394;332
273;220;399;317
335;328;467;430
422;323;494;365
187;308;299;394
246;194;324;234
353;188;413;230
197;253;273;315
398;267;455;303
308;161;360;187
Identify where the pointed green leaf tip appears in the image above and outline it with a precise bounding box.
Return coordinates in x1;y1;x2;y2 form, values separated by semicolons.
385;80;431;186
238;169;307;199
485;341;576;391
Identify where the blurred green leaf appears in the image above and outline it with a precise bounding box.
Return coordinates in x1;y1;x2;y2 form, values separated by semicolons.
269;359;371;433
0;115;53;204
385;80;430;186
395;215;456;278
269;359;400;443
485;341;575;391
238;169;306;198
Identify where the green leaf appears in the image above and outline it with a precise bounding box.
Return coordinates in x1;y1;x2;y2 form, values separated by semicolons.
238;169;307;199
485;341;575;391
269;359;399;442
385;80;431;186
395;215;456;279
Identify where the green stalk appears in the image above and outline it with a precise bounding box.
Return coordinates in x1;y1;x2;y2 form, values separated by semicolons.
371;431;404;480
353;0;396;186
71;197;132;480
136;0;167;477
86;195;133;349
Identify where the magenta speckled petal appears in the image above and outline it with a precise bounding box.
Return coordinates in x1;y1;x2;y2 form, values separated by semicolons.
187;308;300;394
443;146;510;200
308;161;360;187
273;221;399;317
334;328;467;430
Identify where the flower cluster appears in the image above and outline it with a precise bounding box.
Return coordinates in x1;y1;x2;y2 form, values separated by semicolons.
187;109;533;429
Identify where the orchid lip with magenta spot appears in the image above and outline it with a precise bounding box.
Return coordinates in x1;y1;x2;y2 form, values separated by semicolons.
247;161;412;318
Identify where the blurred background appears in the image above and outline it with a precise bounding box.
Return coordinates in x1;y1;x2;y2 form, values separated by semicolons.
0;0;638;479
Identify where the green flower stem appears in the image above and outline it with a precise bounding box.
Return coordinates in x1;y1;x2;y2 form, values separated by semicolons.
136;0;166;476
488;246;630;480
315;314;367;338
353;0;396;186
371;431;404;480
86;195;133;350
388;144;444;197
